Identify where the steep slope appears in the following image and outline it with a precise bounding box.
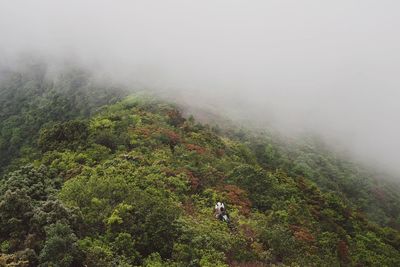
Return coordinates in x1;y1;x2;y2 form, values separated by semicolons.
0;69;400;266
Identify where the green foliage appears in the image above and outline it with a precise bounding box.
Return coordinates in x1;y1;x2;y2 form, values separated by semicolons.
172;215;244;266
59;156;182;262
38;120;89;152
0;164;58;201
77;237;114;267
0;64;126;175
1;71;400;266
227;164;272;211
38;222;82;267
0;189;33;247
351;232;400;266
0;164;79;264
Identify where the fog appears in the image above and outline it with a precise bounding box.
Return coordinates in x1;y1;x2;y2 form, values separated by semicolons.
1;1;400;174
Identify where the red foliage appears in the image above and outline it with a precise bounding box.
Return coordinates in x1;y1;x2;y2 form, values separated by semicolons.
343;207;352;219
337;240;351;264
240;223;257;242
135;126;152;137
290;225;315;243
222;184;252;215
63;166;83;180
167;109;185;127
296;177;307;191
163;167;176;177
186;170;201;191
164;129;181;144
185;143;207;154
183;200;196;216
216;148;225;157
371;186;387;202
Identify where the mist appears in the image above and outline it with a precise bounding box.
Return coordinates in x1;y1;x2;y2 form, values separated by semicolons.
1;1;400;175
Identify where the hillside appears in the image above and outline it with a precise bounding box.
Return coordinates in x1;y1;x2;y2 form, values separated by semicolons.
1;68;400;266
0;63;127;176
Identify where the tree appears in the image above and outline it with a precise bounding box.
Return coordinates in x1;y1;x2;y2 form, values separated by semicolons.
39;223;82;267
38;120;89;152
0;189;33;250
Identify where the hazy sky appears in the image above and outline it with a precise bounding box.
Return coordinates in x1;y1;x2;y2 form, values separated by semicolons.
1;1;400;174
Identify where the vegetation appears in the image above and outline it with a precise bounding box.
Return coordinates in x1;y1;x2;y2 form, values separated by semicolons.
0;63;126;176
1;67;400;266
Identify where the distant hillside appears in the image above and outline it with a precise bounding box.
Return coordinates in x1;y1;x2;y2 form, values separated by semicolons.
0;63;127;175
1;68;400;266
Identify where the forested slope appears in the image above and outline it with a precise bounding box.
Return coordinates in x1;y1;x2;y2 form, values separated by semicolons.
0;64;126;175
1;68;400;266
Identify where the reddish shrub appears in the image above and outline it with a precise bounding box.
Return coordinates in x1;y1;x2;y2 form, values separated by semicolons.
187;171;201;191
167;109;185;127
163;167;176;177
337;240;351;264
185;143;207;154
154;128;182;152
371;186;387;202
162;129;181;145
183;200;196;216
222;184;252;215
290;225;315;243
135;126;152;137
216;148;225;157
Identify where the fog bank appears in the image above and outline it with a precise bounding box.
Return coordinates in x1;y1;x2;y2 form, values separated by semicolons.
1;1;400;174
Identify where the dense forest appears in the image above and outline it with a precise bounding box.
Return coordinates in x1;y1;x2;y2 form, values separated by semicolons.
1;65;400;266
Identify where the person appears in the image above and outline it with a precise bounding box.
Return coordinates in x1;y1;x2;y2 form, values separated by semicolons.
215;202;230;223
215;202;224;218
